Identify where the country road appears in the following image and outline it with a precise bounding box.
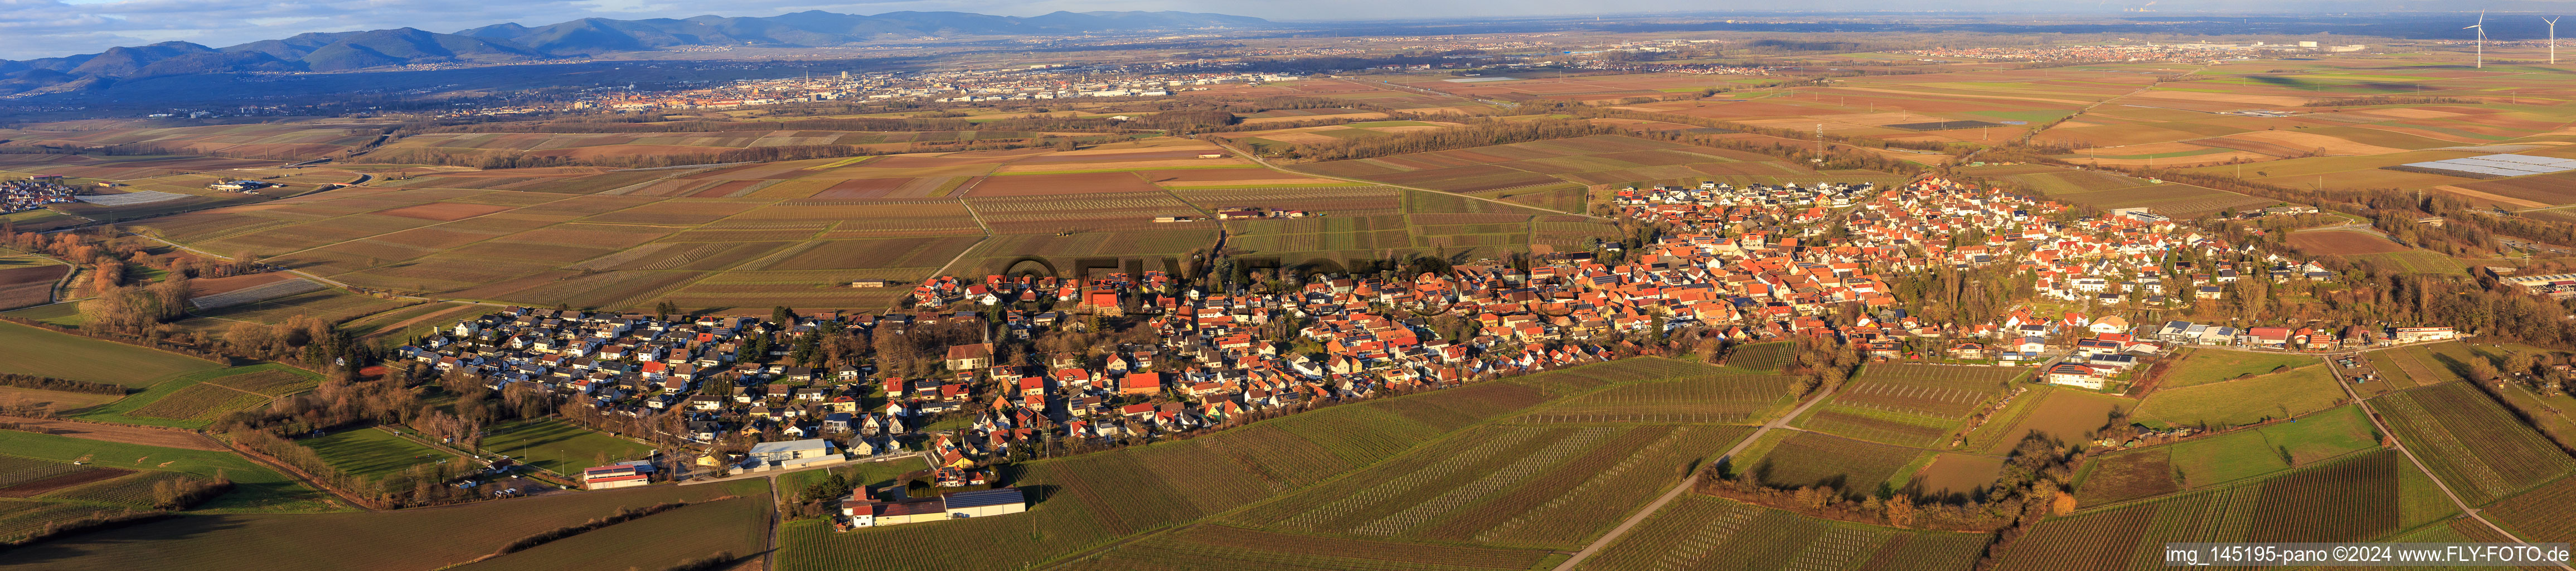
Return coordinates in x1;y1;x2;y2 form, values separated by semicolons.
1551;382;1841;571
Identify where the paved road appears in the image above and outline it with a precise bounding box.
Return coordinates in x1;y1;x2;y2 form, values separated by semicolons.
1551;382;1841;571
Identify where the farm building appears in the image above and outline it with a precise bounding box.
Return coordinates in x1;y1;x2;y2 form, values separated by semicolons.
746;438;842;472
581;462;653;490
942;487;1027;518
2391;327;2457;343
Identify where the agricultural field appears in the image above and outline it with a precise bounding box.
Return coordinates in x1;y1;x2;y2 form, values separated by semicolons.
302;427;461;481
1729;430;1932;498
0;478;767;570
75;364;317;429
1514;372;1798;424
451;493;771;571
2157;350;2321;388
1996;450;2444;571
125;142;1447;311
2284;229;2411;255
471;418;655;476
2131;364;2345;429
0;119;386;160
1575;495;1991;571
0;321;227;386
1799;364;2026;447
0;249;67;311
778;358;1719;571
0;386;122;414
1973;388;2131;454
1288;134;1853;197
1226;423;1749;548
2071;405;2378;507
1063;524;1553;571
0;430;335;513
2370;382;2576;505
2366;341;2476;386
1957;163;2274;218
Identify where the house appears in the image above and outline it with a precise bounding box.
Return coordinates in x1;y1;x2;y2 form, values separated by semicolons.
2045;363;2108;390
945;343;994;370
2088;316;2129;336
1948;343;1988;360
845;498;947;527
1119;372;1163;396
2242;327;2292;347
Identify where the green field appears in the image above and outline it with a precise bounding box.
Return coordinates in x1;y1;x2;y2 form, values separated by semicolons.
2133;365;2344;429
0;478;768;570
474;418;656;476
71;365;315;429
2159;350;2320;388
304;427;460;480
0;321;225;386
0;430;337;513
2074;405;2378;506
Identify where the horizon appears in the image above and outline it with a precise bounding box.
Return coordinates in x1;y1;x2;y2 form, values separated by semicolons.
5;2;2571;60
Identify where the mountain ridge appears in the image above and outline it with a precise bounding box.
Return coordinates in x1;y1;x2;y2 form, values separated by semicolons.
0;10;1269;95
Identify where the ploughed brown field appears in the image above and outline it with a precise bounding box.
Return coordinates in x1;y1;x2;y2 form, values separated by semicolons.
0;467;133;497
2287;230;2410;255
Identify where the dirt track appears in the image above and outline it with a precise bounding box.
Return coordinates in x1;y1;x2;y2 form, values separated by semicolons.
2;416;225;451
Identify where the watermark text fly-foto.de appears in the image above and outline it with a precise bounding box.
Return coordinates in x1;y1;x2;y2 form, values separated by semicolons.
2164;543;2572;567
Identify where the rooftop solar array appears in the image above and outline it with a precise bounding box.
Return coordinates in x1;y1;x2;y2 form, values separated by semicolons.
2398;154;2576;178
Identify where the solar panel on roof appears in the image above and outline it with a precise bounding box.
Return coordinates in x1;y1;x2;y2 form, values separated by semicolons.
941;488;1024;509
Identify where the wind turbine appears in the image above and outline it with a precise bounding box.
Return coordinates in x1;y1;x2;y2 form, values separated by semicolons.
2549;16;2563;65
2467;11;2487;69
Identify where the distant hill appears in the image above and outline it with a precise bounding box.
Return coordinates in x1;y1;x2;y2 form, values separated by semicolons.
0;9;1269;95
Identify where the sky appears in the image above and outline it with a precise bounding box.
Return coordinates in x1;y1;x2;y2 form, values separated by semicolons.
0;0;2559;60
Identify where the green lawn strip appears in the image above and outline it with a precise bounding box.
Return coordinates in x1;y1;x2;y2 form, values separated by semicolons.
2133;364;2344;429
304;427;461;481
473;418;656;476
2160;350;2320;388
0;321;225;386
0;430;341;512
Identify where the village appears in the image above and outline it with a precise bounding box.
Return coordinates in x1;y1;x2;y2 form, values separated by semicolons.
0;175;81;215
381;175;2470;531
574;64;1310;112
